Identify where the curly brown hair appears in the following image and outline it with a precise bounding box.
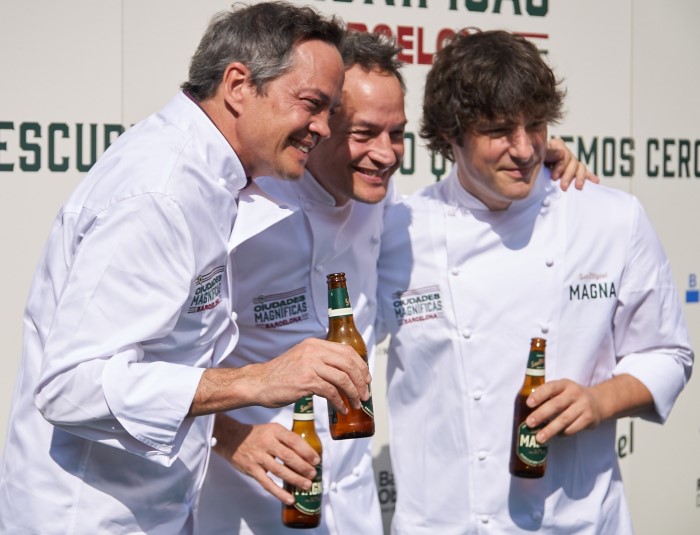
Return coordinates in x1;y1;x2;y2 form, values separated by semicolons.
420;30;565;161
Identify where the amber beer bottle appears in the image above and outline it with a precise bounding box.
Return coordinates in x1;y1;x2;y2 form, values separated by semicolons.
509;337;548;478
282;396;323;528
325;272;375;440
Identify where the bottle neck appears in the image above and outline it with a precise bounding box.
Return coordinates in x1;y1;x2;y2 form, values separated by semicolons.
525;367;545;377
328;285;352;317
525;348;545;376
293;396;315;421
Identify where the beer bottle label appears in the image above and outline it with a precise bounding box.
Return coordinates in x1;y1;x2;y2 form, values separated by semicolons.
361;385;374;418
526;349;545;376
294;396;314;420
516;422;548;466
328;389;374;419
293;464;323;515
328;287;352;317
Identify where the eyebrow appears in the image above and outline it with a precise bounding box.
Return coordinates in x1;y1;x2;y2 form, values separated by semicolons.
351;119;408;129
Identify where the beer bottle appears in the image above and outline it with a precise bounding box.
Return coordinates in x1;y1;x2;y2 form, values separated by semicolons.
509;337;548;478
326;272;375;440
282;396;323;529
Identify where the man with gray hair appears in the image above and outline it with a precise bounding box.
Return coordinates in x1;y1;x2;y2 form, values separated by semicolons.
0;3;371;533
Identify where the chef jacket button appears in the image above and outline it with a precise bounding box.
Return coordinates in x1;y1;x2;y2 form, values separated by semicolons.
542;198;551;208
477;451;487;461
545;258;554;267
217;178;227;186
461;328;472;339
370;235;380;245
231;311;238;322
330;482;338;492
210;436;218;448
473;390;483;401
532;510;543;522
540;207;548;215
278;204;288;210
541;325;549;334
479;515;489;524
450;268;460;276
314;265;324;273
353;468;360;477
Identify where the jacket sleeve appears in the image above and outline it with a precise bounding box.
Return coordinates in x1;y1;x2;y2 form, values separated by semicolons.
612;197;694;423
33;193;205;465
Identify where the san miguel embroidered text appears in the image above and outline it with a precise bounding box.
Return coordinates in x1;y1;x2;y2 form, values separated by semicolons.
509;337;548;478
326;272;375;440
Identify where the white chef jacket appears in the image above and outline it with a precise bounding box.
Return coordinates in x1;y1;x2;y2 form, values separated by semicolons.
0;92;250;534
197;170;387;534
376;166;693;535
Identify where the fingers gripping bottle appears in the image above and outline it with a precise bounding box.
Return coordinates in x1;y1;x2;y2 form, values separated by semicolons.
325;272;375;440
509;337;548;478
282;396;323;528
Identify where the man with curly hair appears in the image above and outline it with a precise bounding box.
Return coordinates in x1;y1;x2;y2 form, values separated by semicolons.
376;30;693;534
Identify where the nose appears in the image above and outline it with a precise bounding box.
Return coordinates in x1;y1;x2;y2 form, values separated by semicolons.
509;126;536;162
309;111;332;141
370;132;401;168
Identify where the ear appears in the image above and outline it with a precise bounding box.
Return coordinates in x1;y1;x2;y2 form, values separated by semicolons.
221;62;252;115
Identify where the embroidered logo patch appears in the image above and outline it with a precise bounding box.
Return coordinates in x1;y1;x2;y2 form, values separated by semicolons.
188;266;225;313
392;285;444;326
253;287;309;329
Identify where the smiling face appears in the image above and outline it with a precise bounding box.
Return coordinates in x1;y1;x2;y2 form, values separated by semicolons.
232;39;344;180
452;115;548;210
306;64;406;206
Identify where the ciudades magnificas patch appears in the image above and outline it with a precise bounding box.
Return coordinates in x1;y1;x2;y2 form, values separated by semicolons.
253;287;309;329
392;285;444;326
188;266;224;313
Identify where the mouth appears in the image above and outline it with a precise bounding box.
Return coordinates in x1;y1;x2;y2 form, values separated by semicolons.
290;136;317;155
353;166;389;184
503;163;538;180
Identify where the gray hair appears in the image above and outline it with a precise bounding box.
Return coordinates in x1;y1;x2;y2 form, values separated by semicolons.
182;1;345;99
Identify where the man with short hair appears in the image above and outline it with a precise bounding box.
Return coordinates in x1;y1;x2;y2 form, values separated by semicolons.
376;29;693;534
0;3;372;533
198;30;405;535
198;30;594;534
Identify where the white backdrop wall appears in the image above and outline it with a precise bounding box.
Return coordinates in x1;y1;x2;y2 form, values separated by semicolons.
1;1;698;533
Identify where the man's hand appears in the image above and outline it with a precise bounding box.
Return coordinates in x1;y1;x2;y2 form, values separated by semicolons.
524;374;654;445
545;137;599;191
523;379;602;444
213;414;318;505
190;337;371;416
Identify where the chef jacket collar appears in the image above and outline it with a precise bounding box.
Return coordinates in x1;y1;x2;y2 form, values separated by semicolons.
298;169;341;207
230;180;298;251
446;164;555;214
165;91;248;194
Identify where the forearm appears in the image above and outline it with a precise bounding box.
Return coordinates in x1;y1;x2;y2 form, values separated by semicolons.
189;367;261;417
529;373;656;443
589;373;654;422
190;337;372;418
